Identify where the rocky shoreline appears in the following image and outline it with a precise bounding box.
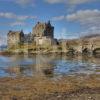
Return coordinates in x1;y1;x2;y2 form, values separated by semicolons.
0;74;100;100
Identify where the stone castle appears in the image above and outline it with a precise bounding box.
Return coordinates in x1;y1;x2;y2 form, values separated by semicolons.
7;21;100;54
7;21;57;50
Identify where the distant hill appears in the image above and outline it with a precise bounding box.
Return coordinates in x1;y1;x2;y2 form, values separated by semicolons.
0;45;7;51
81;34;100;39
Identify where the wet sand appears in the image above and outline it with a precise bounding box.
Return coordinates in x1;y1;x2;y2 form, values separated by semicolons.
0;74;100;100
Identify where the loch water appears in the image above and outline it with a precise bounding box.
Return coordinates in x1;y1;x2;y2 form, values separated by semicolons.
0;54;100;78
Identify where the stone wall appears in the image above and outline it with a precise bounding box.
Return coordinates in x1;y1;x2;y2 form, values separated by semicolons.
7;31;24;49
59;36;100;54
34;36;56;47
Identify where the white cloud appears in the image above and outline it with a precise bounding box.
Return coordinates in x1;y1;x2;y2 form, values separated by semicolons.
45;0;63;4
0;12;37;27
52;15;65;21
67;0;95;5
45;0;98;5
45;0;99;12
0;12;16;19
16;15;37;20
66;9;100;28
52;9;100;25
10;21;26;27
15;0;35;6
53;9;100;38
66;9;100;36
0;12;37;21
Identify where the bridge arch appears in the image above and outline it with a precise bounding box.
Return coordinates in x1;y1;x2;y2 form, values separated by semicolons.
67;47;76;55
82;48;90;54
93;48;100;55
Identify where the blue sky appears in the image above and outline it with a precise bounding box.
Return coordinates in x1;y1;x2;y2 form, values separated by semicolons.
0;0;100;45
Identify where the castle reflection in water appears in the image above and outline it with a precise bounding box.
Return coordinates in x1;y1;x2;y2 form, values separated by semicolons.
1;54;100;78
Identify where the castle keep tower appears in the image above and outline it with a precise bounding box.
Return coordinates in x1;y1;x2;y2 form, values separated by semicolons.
32;21;54;38
32;21;56;46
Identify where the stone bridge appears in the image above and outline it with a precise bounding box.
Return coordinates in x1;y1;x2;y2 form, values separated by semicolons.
65;36;100;54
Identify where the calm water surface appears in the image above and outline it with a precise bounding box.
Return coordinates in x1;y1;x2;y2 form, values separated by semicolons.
0;54;100;77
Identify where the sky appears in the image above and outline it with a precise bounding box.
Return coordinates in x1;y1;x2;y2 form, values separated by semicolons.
0;0;100;45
